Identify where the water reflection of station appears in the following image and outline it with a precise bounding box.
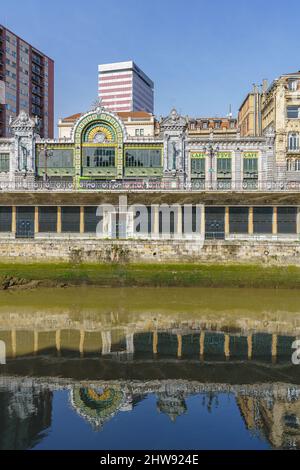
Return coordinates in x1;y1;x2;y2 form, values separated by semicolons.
0;324;297;363
0;313;299;449
0;376;299;450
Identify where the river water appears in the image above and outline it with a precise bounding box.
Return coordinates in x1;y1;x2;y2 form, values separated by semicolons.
0;287;299;450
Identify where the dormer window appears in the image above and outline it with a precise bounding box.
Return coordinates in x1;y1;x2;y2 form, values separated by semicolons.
202;121;208;129
214;121;221;129
288;79;299;91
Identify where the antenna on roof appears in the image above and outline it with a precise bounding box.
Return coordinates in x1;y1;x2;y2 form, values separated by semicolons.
227;104;232;119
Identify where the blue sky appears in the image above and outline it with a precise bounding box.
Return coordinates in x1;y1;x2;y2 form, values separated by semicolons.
1;0;300;129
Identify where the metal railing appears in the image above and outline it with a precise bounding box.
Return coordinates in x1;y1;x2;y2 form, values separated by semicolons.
1;180;300;192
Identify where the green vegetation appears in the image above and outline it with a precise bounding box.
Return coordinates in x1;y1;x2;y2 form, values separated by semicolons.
0;262;300;289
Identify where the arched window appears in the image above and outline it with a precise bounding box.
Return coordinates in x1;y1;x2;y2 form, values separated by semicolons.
288;132;299;151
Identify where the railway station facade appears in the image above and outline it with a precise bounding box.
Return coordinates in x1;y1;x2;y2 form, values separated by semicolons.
0;102;299;257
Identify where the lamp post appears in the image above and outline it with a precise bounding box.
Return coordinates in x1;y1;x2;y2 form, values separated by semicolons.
43;143;52;184
204;143;219;189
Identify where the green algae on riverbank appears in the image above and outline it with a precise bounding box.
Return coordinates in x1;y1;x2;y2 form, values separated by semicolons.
1;262;300;289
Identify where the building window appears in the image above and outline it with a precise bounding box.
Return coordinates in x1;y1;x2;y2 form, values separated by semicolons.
39;207;57;232
288;159;300;171
135;129;145;136
288;79;299;91
205;207;225;239
125;149;161;168
61;207;80;232
287;159;293;171
82;147;115;167
287;106;300;119
84;207;102;233
229;207;248;234
253;207;273;234
0;153;9;172
277;207;297;234
191;158;205;175
243;155;258;177
217;156;231;175
202;121;208;129
288;132;299;151
38;149;74;168
214;121;221;129
0;207;12;232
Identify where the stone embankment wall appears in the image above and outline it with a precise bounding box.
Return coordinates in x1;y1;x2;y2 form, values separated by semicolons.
0;238;299;265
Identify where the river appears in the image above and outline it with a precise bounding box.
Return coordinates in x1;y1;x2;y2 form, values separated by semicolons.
0;287;299;450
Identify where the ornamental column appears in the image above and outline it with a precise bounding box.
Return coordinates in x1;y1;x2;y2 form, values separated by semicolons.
12;206;16;234
224;334;230;359
153;331;158;355
80;206;85;234
34;207;39;234
57;207;62;233
79;329;85;357
200;331;205;359
271;334;278;363
247;334;253;360
56;330;61;355
248;207;254;235
11;329;16;358
177;334;182;358
272;207;278;235
34;330;38;354
225;207;230;237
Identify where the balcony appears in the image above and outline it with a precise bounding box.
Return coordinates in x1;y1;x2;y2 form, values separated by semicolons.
31;74;42;86
32;64;44;78
0;179;300;192
32;54;43;66
32;87;43;97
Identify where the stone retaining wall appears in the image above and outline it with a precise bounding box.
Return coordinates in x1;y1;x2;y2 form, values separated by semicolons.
0;238;299;265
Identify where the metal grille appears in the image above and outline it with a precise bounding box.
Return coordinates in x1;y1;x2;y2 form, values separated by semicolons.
39;207;57;232
0;207;12;232
16;207;34;238
84;206;102;233
229;207;249;233
205;207;225;239
61;207;80;233
253;207;273;233
277;207;297;234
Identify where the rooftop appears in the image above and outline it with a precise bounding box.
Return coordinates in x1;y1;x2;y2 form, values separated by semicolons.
60;111;153;123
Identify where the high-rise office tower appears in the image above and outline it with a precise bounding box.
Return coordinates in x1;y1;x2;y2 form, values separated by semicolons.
0;25;54;138
98;61;154;113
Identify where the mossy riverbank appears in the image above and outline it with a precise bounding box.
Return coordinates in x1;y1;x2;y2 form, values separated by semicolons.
0;262;300;289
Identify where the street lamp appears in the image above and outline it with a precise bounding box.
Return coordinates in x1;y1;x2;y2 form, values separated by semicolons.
204;143;219;189
43;143;53;184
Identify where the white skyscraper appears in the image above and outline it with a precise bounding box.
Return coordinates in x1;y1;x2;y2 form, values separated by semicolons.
98;61;154;113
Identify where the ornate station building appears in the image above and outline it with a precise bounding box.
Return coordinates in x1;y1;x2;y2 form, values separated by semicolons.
0;101;299;261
